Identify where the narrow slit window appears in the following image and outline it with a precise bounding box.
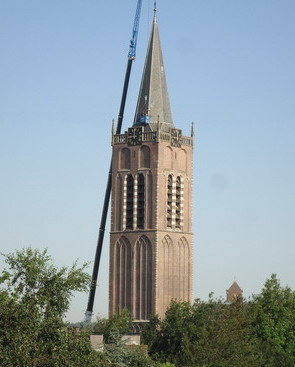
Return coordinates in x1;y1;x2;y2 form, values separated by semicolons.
137;174;145;229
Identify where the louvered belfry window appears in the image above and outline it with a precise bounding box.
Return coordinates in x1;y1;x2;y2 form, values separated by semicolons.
167;175;173;228
126;174;134;230
137;174;145;229
175;176;181;229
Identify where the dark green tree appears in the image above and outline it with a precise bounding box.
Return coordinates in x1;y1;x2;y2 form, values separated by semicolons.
191;298;262;367
143;297;262;367
251;274;295;367
141;314;161;348
0;247;102;367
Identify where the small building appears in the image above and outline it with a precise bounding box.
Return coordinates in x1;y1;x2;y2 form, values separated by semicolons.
90;332;141;351
121;333;141;346
90;332;104;351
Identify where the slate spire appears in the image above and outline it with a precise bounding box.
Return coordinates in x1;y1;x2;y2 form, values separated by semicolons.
133;12;174;131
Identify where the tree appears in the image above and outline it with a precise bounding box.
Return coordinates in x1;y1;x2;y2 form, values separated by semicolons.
93;308;134;344
251;274;295;367
0;247;102;367
92;310;159;366
143;297;262;367
103;342;159;367
143;276;295;367
146;300;203;365
190;298;262;367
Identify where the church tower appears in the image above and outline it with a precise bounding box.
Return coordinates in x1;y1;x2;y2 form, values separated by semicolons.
109;12;194;320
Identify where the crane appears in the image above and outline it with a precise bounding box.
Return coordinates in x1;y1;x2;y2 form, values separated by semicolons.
84;0;143;323
128;0;142;60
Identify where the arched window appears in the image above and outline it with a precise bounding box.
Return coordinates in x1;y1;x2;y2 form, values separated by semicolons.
126;175;134;230
177;237;190;301
164;147;173;169
133;236;152;320
115;175;123;231
113;237;131;313
167;175;173;228
162;235;174;310
140;146;150;168
120;148;130;169
137;174;145;229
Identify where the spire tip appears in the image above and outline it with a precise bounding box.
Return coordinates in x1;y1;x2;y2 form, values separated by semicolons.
153;1;157;21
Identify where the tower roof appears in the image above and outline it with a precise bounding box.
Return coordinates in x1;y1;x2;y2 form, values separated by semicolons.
226;281;243;303
227;281;243;294
133;13;174;131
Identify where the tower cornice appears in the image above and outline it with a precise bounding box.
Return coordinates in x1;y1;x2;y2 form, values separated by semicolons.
112;130;194;147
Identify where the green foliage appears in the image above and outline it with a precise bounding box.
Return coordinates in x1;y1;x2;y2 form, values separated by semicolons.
2;250;294;367
0;247;161;367
93;308;133;344
251;274;295;366
144;298;262;367
141;314;161;347
190;298;262;367
0;247;101;367
91;311;159;367
1;247;90;316
143;276;295;367
103;343;158;367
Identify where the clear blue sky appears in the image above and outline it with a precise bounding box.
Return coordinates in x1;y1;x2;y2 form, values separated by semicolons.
1;0;294;322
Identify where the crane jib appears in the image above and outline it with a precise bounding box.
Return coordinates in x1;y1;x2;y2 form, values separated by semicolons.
85;0;143;323
128;0;143;59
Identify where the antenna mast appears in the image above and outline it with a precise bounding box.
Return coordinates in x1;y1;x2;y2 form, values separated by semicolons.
85;0;143;323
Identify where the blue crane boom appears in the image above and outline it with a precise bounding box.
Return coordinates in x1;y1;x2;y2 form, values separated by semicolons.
85;0;143;323
128;0;143;59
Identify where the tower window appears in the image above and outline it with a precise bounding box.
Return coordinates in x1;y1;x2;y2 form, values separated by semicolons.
137;174;145;229
120;148;131;169
126;175;134;230
140;146;151;168
167;175;173;228
175;176;181;229
134;236;153;320
113;237;131;313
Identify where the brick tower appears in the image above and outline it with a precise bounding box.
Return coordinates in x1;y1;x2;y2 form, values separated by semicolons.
109;12;194;320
